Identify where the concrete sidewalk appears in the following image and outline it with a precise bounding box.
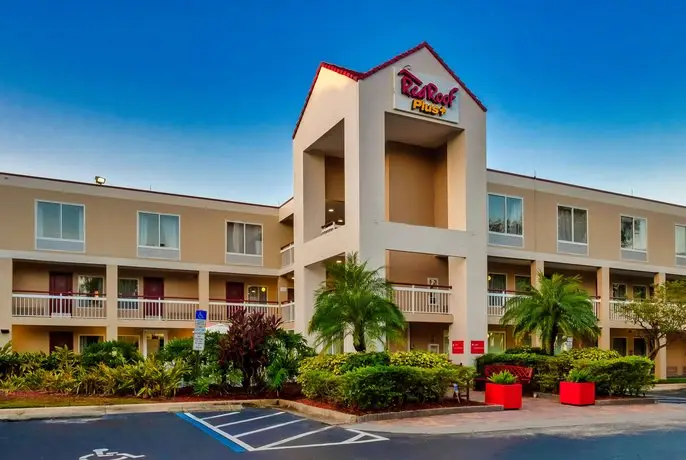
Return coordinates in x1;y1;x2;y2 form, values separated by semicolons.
347;397;686;435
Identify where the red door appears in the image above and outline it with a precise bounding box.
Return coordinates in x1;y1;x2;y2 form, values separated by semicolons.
143;277;164;317
226;282;244;317
49;272;73;316
49;331;74;351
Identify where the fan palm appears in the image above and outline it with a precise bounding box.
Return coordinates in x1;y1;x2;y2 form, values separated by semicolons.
500;271;600;355
308;252;406;352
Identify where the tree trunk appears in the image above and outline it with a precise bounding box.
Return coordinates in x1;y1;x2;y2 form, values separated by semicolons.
353;330;366;352
648;337;661;361
548;325;559;356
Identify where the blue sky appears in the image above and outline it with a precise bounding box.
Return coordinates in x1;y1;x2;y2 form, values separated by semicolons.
1;1;686;206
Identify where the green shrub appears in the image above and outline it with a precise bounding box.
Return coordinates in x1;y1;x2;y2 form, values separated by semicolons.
475;352;549;375
573;356;655;396
566;368;593;383
157;338;195;364
504;346;547;355
389;351;452;369
81;340;141;368
559;347;621;361
299;352;390;376
298;370;342;401
488;370;517;384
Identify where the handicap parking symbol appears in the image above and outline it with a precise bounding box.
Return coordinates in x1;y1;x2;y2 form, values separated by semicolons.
79;448;145;459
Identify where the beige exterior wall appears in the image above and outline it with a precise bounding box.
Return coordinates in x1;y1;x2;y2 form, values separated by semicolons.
387;250;449;286
208;275;280;302
12;325;107;353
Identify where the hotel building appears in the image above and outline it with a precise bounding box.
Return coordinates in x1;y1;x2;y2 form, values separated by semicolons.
1;42;684;379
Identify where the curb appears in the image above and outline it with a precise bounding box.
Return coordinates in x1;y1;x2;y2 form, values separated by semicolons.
276;400;357;424
654;383;686;391
353;404;503;423
596;397;657;406
0;399;278;422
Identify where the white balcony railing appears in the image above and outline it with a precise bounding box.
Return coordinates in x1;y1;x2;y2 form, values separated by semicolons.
609;299;635;322
321;222;342;235
392;285;450;314
12;293;106;319
208;301;282;322
487;292;517;317
281;243;294;267
592;298;600;318
117;298;199;321
281;302;295;323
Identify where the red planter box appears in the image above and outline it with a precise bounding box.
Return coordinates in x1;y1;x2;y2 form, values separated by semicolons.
485;383;522;410
559;381;596;406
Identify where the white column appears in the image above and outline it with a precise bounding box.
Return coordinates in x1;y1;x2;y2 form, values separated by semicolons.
0;258;12;347
294;262;326;345
598;266;611;350
105;264;118;342
654;272;667;379
449;256;488;366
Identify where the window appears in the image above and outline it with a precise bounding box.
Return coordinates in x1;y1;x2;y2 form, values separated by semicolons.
633;337;647;356
35;201;85;252
488;331;506;354
78;276;104;297
558;206;587;244
612;283;627;299
488;274;506;292
620;216;647;251
676;225;686;257
247;285;267;302
633;285;647;299
488;194;523;235
612;337;627;356
118;279;139;309
514;275;531;292
226;222;263;255
138;212;180;249
78;335;103;352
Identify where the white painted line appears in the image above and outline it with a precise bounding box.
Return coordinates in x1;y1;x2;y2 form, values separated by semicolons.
181;412;255;452
201;412;239;421
234;418;305;438
346;428;389;441
342;433;366;443
258;438;387;451
216;411;285;428
255;425;334;450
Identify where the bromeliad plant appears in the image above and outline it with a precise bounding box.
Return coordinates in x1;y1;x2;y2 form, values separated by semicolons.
487;370;518;385
566;368;593;383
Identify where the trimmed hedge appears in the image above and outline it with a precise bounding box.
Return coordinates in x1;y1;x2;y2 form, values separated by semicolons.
300;365;476;410
475;348;654;395
299;351;451;376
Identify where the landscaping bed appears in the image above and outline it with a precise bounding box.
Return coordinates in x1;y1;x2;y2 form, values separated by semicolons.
294;396;483;416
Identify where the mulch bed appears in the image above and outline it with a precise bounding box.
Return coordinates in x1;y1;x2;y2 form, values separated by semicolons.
292;397;484;416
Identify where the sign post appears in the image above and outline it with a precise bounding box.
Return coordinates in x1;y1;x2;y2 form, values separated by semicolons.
193;310;207;352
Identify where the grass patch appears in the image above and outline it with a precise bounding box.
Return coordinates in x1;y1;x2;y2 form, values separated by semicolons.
657;378;686;384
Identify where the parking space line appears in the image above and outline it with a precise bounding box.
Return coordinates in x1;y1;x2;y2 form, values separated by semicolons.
343;432;366;443
257;437;387;451
234;419;305;438
176;413;254;452
215;412;285;428
201;412;239;421
255;425;334;450
346;428;389;442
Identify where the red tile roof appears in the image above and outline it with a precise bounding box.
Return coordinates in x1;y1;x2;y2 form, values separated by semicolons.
292;41;486;139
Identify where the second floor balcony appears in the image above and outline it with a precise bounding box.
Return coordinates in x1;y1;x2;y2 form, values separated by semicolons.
12;291;106;319
487;291;601;319
392;283;450;315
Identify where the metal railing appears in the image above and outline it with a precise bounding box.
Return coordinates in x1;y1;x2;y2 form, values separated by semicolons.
117;298;199;321
487;292;517;316
321;222;341;235
281;243;294;267
281;301;295;323
208;301;282;322
12;292;106;319
392;285;450;314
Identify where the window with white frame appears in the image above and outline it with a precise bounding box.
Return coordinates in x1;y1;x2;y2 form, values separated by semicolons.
247;285;267;302
620;216;647;251
558;206;587;244
226;222;262;255
488;194;523;235
78;276;104;297
488;273;506;292
79;335;103;352
633;285;648;299
676;225;686;257
36;201;85;249
118;278;139;309
138;212;180;249
612;283;627;299
515;275;531;292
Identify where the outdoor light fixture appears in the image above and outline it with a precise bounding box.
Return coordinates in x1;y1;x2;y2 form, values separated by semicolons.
94;176;107;185
328;208;334;212
0;329;9;334
337;219;343;223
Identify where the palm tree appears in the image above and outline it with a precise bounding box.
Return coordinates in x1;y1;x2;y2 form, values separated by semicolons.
308;252;406;352
500;271;600;355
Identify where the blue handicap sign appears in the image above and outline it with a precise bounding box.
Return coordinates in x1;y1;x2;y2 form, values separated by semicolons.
195;310;207;321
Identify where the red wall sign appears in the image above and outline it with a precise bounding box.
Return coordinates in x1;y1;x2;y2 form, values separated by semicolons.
397;68;459;117
451;340;464;354
471;340;485;355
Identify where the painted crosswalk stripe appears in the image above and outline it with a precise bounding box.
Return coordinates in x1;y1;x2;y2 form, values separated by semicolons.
215;412;285;428
201;412;239;421
234;419;305;438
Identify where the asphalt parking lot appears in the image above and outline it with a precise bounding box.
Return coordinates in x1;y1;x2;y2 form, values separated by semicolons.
2;406;686;459
650;388;686;404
